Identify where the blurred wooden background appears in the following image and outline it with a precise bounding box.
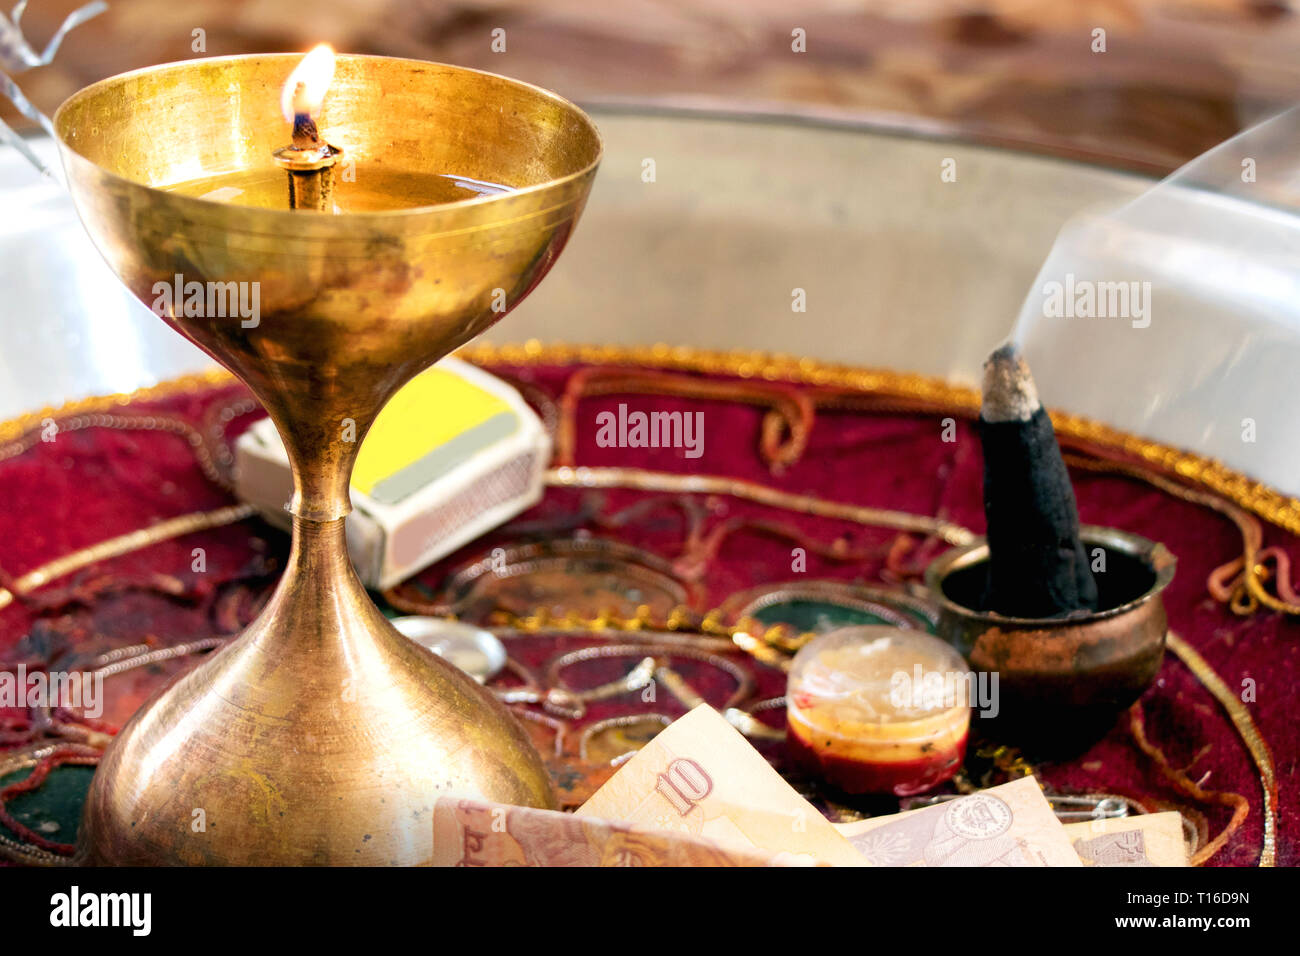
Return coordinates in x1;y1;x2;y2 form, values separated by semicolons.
6;0;1300;172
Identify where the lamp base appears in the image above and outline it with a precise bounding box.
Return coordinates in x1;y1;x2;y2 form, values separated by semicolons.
77;518;554;866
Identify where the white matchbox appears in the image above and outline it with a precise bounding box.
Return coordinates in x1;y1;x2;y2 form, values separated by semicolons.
234;357;549;590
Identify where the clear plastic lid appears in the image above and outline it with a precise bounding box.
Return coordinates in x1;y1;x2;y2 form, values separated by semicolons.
788;626;972;725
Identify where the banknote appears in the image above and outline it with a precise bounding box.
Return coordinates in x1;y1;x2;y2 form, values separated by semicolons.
576;704;867;866
431;796;794;866
835;777;1082;866
1064;811;1188;866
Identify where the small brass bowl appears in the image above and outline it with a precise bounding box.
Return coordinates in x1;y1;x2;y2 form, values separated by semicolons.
924;526;1176;749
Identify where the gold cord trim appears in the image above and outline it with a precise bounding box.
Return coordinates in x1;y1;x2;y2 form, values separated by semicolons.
546;466;975;545
0;368;235;447
461;341;1300;537
1166;633;1277;867
8;345;1296;540
0;504;255;612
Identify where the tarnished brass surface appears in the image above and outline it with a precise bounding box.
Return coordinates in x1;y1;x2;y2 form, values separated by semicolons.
926;526;1176;748
53;54;601;864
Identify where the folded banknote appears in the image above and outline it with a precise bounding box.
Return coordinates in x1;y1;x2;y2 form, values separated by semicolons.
1064;811;1188;866
835;777;1082;866
431;797;798;866
576;703;867;866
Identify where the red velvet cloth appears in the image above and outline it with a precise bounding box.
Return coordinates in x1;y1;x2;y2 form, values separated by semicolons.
1;363;1293;866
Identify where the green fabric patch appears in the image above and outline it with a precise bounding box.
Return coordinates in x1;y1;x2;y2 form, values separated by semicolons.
0;764;94;846
751;598;935;634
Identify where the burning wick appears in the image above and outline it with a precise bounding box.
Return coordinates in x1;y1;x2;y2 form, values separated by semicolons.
272;44;343;212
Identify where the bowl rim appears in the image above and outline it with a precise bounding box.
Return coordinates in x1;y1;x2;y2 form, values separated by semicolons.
52;52;604;223
923;524;1177;627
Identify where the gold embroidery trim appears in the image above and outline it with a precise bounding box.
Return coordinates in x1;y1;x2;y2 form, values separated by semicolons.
0;368;236;446
1166;633;1277;867
8;344;1293;540
0;504;256;612
461;341;1300;537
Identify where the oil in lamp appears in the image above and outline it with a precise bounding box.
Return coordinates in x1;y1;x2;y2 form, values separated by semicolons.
53;50;601;865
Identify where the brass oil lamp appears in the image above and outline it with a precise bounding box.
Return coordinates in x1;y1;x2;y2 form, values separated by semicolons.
53;51;601;865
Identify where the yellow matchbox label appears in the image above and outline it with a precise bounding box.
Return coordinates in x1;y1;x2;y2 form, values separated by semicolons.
351;366;512;497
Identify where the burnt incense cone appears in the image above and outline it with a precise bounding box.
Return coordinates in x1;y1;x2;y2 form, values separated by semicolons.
980;344;1099;618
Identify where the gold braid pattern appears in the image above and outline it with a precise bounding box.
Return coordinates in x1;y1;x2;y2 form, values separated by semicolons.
1165;633;1277;867
462;341;1300;538
0;505;256;612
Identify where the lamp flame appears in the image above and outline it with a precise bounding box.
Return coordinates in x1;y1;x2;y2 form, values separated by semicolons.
281;44;336;122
